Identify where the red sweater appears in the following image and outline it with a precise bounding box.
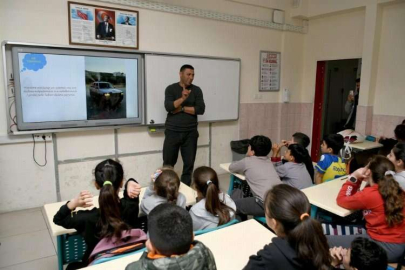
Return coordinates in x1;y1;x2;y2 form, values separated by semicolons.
337;180;405;243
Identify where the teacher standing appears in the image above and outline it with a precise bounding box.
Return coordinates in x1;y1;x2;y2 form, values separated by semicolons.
163;65;205;186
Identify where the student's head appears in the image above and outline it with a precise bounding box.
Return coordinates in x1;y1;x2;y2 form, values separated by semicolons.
387;142;405;172
94;159;129;239
394;124;405;142
192;166;232;226
285;144;308;164
264;185;331;269
367;155;404;227
292;132;310;148
356;78;361;90
154;168;180;204
147;203;193;256
179;64;195;87
248;135;272;157
321;134;344;155
343;237;387;270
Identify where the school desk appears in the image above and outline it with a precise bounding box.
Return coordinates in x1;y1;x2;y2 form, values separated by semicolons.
301;175;353;217
349;141;383;151
86;219;276;270
43;183;197;270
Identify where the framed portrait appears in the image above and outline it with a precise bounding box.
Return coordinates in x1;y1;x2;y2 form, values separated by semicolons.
259;51;280;91
68;1;139;49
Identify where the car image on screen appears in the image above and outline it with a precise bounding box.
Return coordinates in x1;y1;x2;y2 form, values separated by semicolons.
89;81;124;109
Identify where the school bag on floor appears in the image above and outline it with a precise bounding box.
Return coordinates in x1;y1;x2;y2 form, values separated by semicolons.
88;228;147;265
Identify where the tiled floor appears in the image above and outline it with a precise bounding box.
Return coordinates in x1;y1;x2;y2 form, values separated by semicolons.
0;173;231;270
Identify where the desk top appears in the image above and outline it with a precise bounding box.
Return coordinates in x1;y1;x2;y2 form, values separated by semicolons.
220;163;246;180
86;219;276;270
350;141;383;151
43;183;197;237
301;176;352;217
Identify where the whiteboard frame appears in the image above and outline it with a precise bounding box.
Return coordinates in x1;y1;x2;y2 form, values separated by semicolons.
144;52;241;125
2;41;241;135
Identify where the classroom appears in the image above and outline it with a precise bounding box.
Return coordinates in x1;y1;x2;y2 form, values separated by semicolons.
0;0;405;269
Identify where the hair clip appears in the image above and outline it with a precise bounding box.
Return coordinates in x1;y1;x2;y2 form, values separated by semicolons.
384;170;396;177
103;180;112;186
206;180;212;185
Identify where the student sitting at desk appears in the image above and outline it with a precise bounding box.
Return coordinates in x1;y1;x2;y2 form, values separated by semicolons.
327;156;405;263
244;185;331;270
140;167;186;215
378;122;405;156
126;203;217;270
330;237;388;270
190;166;236;231
387;142;405;190
282;132;314;181
229;135;281;220
53;159;141;270
271;143;312;190
315;134;346;184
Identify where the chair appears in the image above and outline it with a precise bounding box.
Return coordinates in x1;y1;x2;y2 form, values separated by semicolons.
90;247;147;265
194;219;239;236
254;216;267;224
57;233;87;270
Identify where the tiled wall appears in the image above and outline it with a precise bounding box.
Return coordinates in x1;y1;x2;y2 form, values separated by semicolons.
356;105;404;138
239;103;313;143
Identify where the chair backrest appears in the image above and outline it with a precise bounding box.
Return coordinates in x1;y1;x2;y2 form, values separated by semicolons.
91;247;146;265
194;218;239;236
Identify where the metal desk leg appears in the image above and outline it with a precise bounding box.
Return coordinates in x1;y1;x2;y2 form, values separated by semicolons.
57;235;64;270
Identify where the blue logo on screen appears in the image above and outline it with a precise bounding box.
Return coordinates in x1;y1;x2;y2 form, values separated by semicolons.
21;54;47;72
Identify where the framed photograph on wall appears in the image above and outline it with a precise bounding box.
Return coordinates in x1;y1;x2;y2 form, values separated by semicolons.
68;1;139;49
259;51;280;91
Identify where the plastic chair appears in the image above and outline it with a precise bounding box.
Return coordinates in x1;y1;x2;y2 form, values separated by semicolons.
194;219;239;236
90;247;147;265
57;233;87;270
254;216;267;224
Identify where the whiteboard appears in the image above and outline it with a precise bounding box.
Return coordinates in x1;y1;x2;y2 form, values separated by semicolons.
145;54;240;125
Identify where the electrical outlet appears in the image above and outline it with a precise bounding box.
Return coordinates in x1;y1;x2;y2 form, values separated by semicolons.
33;134;52;142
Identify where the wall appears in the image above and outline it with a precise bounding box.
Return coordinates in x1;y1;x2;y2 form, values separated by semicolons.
0;0;303;212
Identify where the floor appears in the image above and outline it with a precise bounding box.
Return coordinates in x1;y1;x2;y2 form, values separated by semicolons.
0;173;231;270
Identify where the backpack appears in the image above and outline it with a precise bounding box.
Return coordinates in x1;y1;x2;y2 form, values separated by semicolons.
88;229;147;265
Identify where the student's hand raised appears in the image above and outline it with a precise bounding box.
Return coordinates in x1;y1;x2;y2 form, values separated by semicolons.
329;246;345;267
68;190;93;210
151;169;162;183
272;143;281;154
127;181;141;199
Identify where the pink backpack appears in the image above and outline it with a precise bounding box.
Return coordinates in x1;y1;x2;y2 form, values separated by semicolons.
89;229;147;264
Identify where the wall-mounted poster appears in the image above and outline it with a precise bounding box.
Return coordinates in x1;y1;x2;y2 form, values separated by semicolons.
68;1;139;49
259;51;280;91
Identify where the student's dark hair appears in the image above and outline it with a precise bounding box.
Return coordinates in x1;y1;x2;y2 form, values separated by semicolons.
349;237;387;270
394;124;405;141
154;168;180;204
148;203;193;256
402;119;405;125
192;166;234;226
265;185;331;269
368;155;404;227
292;132;310;148
180;64;194;72
323;134;344;155
94;159;129;240
392;142;405;167
356;78;361;83
288;144;314;181
249;135;272;157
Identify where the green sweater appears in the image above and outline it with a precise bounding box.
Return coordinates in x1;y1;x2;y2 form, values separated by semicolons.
125;241;217;270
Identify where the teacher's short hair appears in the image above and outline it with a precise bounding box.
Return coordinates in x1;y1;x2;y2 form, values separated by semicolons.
180;64;194;72
148;203;193;256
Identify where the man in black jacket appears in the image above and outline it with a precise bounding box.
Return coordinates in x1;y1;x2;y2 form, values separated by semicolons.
163;64;205;186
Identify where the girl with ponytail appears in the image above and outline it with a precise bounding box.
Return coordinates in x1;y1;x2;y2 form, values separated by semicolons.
244;184;331;270
328;155;405;262
140;167;186;215
190;166;236;231
53;159;141;270
387;142;405;190
271;143;313;189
